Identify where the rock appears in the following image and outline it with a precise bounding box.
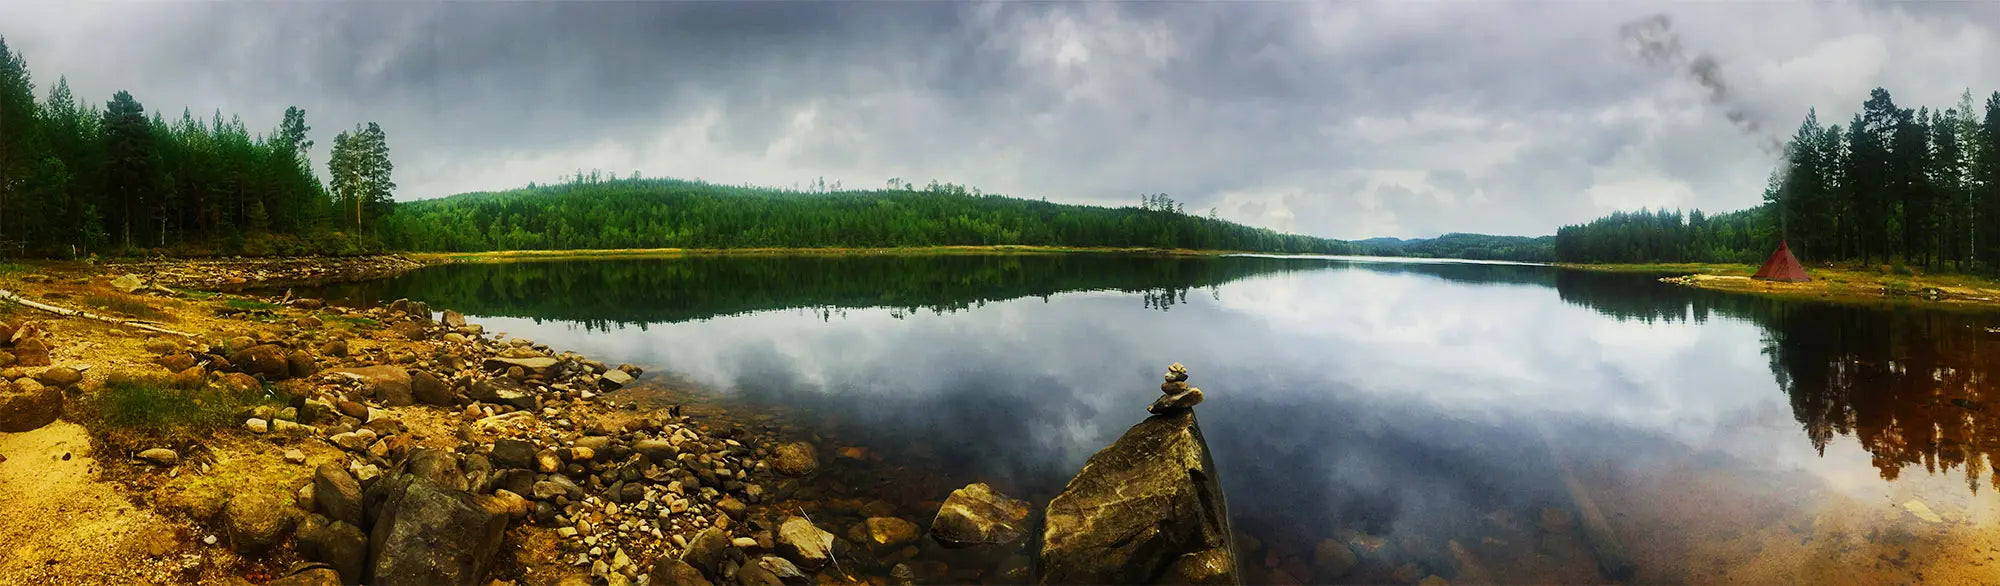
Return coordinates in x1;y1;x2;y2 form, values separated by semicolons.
470;378;536;411
156;353;197;372
331;430;376;452
296;316;325;329
442;310;466;328
299;519;369;583
285;449;307;464
321;339;348;357
755;556;809;585
482;356;558;376
267;568;343;586
14;338;49;367
335;400;369;420
0;379;62;432
717;496;747;519
220;372;261;392
1039;409;1237;585
110;274;146;293
535;449;562;474
389;299;412;314
230;344;293;381
137;448;181;466
1313;539;1357;580
411;371;452;405
407;448;467;492
315;463;364;527
775;517;834;570
679;527;731;579
291;298;325;310
634;439;678;462
648;559;712;586
328;366;413;407
489;439;537;470
1149;389;1205;414
600;369;634;390
388;321;428;341
930;482;1031;548
224;492;296;555
287;351;318;380
867;517;921;548
35;366;82;388
481;489;530;519
245;418;270;433
366;477;510;586
770;442;818;477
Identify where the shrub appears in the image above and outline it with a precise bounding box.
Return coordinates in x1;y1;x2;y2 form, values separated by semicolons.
80;372;287;447
83;294;171;321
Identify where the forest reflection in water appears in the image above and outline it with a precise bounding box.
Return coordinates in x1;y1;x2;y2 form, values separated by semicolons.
295;254;2000;583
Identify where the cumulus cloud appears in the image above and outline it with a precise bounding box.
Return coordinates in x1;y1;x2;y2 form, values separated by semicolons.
3;1;1996;238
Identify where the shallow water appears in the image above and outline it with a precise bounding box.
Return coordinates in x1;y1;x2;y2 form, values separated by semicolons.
300;254;2000;584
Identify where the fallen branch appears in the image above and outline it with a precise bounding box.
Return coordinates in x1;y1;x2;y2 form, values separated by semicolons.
0;288;197;338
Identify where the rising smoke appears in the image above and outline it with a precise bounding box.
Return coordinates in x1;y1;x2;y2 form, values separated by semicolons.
1619;14;1787;158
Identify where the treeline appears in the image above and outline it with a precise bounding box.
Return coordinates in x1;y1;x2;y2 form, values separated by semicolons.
1554;207;1774;264
1557;87;2000;270
380;175;1356;254
1355;233;1556;262
0;36;393;257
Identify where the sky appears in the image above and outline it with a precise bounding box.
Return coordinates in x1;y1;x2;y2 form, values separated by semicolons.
5;1;1999;240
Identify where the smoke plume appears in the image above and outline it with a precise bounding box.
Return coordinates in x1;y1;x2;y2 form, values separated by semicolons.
1619;14;1786;157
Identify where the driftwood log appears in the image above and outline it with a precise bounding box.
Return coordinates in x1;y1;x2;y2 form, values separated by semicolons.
0;288;197;338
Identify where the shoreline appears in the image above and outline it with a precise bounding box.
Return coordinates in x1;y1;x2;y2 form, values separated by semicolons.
1559;261;2000;311
406;245;1266;264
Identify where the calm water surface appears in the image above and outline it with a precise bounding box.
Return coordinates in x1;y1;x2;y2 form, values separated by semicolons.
303;254;2000;584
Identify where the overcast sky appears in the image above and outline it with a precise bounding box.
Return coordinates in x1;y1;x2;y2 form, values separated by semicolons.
5;1;1998;239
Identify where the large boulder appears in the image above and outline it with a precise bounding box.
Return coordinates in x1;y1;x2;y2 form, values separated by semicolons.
1038;410;1238;585
230;344;293;381
775;516;834;570
299;518;369;584
366;477;510;585
0;379;62;432
410;371;452;405
488;439;537;470
314;463;364;527
13;338;49;367
931;482;1031;548
329;366;413;407
679;527;731;580
469;378;536;411
649;558;713;586
771;442;818;477
224;492;297;555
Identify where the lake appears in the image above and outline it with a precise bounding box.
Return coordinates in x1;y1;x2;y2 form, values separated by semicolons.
298;253;2000;584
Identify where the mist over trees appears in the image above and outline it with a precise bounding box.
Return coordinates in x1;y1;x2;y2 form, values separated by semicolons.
380;175;1355;254
0;35;393;257
1558;86;2000;271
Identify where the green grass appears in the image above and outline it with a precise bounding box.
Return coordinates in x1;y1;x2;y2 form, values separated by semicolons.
0;263;32;275
320;314;379;329
222;298;281;311
83;294;171;321
81;373;287;445
174;288;219;299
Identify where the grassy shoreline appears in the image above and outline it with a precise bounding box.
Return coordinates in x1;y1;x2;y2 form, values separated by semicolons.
403;244;1273;264
1560;261;2000;309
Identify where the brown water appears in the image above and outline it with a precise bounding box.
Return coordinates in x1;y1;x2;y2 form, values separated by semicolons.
298;254;2000;584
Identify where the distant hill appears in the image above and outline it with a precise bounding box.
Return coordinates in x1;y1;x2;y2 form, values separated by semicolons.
379;177;1357;255
1351;232;1556;263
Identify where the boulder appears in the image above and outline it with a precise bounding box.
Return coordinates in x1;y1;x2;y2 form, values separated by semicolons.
866;517;922;548
771;442;818;477
442;310;466;328
489;439;537;470
931;482;1031;548
775;517;834;570
287;351;318;380
1038;410;1238;585
1313;539;1357;581
0;379;61;432
411;371;452;405
315;463;365;527
291;298;326;310
34;366;82;388
110;274;146;294
366;477;510;585
481;356;558;376
407;448;467;492
648;559;712;586
137;448;180;466
470;378;536;411
389;321;428;341
300;519;369;583
321;339;348;357
230;344;293;380
633;439;677;462
156;353;197;372
599;369;634;390
679;527;731;579
224;492;297;555
296;316;325;330
329;366;413;407
13;338;49;367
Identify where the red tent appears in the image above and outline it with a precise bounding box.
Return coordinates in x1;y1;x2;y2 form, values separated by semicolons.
1752;241;1810;282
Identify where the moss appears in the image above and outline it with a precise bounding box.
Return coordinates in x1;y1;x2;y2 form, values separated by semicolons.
79;372;286;448
82;294;171;321
222;298;280;311
319;314;378;329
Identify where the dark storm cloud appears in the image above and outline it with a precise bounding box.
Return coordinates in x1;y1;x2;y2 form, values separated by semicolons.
4;1;1998;238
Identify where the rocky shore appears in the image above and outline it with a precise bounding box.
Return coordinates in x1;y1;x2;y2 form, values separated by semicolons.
101;255;429;291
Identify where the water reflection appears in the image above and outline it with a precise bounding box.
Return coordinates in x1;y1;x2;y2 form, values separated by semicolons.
296;255;2000;583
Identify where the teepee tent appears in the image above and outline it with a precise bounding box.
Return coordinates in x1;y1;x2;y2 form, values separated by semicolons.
1752;241;1810;282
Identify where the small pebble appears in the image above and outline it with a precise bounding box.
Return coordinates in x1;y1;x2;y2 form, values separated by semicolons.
203;535;217;545
283;449;306;464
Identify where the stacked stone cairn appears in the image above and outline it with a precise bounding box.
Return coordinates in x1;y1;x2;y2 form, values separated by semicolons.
1148;362;1205;414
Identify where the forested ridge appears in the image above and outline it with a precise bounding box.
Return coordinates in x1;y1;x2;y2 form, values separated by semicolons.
1557;87;2000;271
1352;233;1555;262
0;36;395;257
380;176;1357;254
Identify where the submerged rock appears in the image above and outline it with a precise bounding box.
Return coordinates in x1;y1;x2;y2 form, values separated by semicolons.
1039;408;1237;585
775;517;834;570
770;442;818;477
930;482;1031;548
